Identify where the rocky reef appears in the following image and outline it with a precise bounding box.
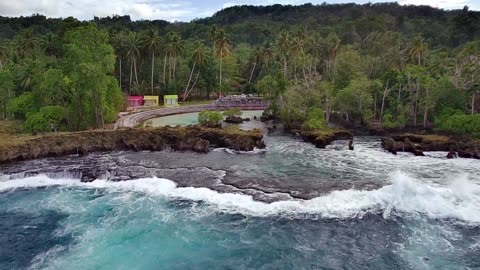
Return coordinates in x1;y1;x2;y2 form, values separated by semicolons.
381;133;480;159
300;129;353;148
0;126;265;164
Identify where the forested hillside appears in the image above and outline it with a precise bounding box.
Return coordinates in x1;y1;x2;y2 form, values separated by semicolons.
0;3;479;134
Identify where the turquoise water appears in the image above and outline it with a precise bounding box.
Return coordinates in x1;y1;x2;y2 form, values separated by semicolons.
1;115;480;269
147;110;264;129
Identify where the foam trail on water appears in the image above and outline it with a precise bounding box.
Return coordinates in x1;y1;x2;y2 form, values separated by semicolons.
213;147;267;154
0;171;479;224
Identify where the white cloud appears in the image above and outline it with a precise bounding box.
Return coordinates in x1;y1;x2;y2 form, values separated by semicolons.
399;0;478;10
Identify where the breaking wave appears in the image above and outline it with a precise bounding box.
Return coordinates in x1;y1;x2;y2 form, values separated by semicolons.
1;171;479;224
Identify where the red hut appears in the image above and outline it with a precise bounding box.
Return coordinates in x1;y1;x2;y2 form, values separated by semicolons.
128;96;144;107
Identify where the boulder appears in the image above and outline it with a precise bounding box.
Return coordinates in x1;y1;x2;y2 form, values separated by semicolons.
224;116;244;124
446;151;457;159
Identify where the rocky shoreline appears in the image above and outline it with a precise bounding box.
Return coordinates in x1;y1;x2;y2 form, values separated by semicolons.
300;129;353;148
0;126;266;164
381;133;480;159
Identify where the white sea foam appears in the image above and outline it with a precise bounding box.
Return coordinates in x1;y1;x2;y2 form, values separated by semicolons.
1;171;479;224
213;147;267;154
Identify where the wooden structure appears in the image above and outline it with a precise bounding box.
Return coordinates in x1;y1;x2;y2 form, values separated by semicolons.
143;95;159;106
128;96;144;107
164;95;179;106
214;96;268;110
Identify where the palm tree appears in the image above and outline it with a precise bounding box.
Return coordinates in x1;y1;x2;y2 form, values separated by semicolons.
324;33;340;79
408;36;428;66
17;30;39;58
110;31;126;91
305;34;323;76
261;42;274;68
142;29;162;94
124;32;142;92
0;43;10;70
215;29;230;97
40;32;58;57
183;41;206;101
209;25;219;58
164;32;185;83
387;44;406;70
249;47;263;83
276;31;291;78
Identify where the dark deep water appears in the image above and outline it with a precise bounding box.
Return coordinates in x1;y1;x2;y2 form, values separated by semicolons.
0;118;479;269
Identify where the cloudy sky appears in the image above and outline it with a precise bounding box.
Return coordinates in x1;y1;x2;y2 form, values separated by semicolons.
0;0;478;22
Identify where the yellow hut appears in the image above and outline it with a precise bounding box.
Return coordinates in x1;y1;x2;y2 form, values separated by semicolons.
143;96;159;107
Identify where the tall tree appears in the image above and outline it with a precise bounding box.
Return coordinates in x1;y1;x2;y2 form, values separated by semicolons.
183;41;206;101
110;31;125;91
276;31;291;78
17;30;39;58
142;29;162;94
249;47;263;83
124;32;142;92
215;29;230;97
209;25;219;58
408;36;429;66
451;42;480;114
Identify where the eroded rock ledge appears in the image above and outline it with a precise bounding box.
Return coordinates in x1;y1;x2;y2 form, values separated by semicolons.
300;129;353;148
0;126;266;164
381;133;480;159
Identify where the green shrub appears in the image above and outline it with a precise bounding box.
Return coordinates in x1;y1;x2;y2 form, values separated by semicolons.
302;107;325;130
25;105;65;133
198;110;223;127
382;113;406;129
10;93;37;119
223;108;242;118
435;111;480;137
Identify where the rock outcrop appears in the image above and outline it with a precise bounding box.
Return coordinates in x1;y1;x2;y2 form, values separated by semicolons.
300;129;353;148
381;133;480;159
224;116;244;124
0;126;266;164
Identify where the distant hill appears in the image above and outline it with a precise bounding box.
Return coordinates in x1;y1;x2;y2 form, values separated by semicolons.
1;3;479;47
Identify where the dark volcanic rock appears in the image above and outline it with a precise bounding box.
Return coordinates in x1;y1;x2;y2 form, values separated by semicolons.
300;129;353;148
447;151;457;159
224;116;244;124
348;140;354;150
0;126;266;164
382;133;480;159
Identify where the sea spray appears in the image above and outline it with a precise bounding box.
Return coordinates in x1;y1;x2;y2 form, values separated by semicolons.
1;171;479;224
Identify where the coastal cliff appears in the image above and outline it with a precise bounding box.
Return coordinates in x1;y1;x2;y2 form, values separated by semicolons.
0;126;265;164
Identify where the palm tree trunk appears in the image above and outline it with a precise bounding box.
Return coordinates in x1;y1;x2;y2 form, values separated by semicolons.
423;87;429;128
249;62;256;83
173;57;177;80
129;61;133;94
303;66;309;88
119;57;122;91
185;71;201;100
133;57;139;85
184;62;196;101
219;49;223;97
151;51;155;95
472;92;476;114
163;53;168;84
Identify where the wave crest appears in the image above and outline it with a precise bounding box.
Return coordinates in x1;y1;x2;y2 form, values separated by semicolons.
0;171;479;224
